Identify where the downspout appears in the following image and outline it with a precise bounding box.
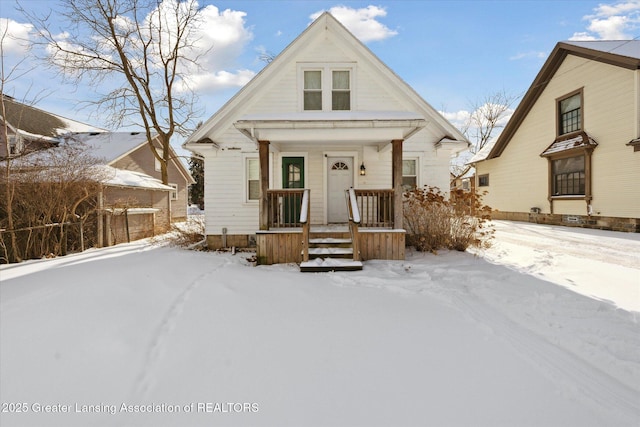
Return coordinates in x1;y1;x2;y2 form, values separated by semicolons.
97;186;104;247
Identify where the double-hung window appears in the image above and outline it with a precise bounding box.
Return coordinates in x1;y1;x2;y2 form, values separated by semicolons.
558;90;582;136
332;71;350;110
303;71;322;110
246;158;260;201
168;183;178;201
402;159;417;191
300;64;353;111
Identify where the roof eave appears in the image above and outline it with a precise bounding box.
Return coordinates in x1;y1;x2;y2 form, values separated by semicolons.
487;41;640;161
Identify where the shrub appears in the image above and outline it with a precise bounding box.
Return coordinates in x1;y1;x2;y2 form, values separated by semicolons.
403;186;493;253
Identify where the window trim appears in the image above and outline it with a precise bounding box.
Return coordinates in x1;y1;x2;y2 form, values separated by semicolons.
402;158;418;191
545;148;594;203
556;88;583;137
168;183;178;201
298;63;355;112
478;174;489;187
154;147;164;172
303;69;323;111
245;157;260;203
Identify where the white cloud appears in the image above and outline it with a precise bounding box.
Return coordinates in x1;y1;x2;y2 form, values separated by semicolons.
570;0;640;40
440;110;470;127
47;1;254;94
178;69;255;93
310;5;398;42
164;2;254;93
568;32;598;41
509;51;547;61
0;18;33;55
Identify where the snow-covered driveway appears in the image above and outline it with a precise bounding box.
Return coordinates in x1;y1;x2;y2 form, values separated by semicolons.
1;221;639;426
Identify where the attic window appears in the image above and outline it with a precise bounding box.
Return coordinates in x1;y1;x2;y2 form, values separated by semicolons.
300;63;354;112
332;71;350;110
304;71;322;110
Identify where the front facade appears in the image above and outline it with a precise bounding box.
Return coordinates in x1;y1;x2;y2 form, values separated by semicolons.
185;13;467;266
472;41;640;232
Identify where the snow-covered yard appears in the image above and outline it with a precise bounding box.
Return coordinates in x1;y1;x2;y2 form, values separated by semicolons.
1;220;638;426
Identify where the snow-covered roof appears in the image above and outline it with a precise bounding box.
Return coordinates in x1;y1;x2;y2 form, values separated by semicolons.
70;132;155;164
1;96;106;139
97;165;174;191
468;140;496;164
540;132;597;157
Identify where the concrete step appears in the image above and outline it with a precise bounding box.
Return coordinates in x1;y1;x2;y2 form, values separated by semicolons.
300;258;363;272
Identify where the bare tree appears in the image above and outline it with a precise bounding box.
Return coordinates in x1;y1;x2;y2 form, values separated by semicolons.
1;18;38;262
462;90;517;154
0;141;103;262
22;0;206;184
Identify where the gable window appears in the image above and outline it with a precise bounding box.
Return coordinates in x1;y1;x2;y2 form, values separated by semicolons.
332;71;350;110
402;159;417;191
300;63;354;112
246;158;260;201
558;90;582;136
303;70;322;110
478;174;489;187
552;155;584;196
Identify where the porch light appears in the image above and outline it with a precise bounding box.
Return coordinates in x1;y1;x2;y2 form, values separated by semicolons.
359;162;366;176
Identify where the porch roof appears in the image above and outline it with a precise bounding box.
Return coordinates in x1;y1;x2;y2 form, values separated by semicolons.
234;111;427;145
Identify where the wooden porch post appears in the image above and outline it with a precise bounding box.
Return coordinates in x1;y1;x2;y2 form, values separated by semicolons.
392;139;403;229
259;140;270;230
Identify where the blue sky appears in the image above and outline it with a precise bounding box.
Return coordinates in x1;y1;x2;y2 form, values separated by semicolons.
1;0;639;143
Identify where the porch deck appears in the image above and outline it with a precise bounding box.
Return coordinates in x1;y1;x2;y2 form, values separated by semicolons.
256;187;405;270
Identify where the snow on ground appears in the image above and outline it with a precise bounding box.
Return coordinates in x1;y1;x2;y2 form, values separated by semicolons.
1;221;639;426
471;220;640;312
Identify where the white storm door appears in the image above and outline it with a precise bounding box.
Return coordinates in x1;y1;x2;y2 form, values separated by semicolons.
327;157;354;223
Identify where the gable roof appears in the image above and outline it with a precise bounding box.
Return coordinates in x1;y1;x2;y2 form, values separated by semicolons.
71;131;155;164
71;132;195;184
1;95;106;141
477;40;640;162
185;12;467;147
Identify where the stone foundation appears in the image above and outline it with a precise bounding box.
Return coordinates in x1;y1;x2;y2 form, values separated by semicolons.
491;211;640;232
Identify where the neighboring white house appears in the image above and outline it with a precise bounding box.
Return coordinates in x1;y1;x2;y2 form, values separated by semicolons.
184;12;468;267
470;40;640;232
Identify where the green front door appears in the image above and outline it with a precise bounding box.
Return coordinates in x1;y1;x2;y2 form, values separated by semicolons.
282;157;304;225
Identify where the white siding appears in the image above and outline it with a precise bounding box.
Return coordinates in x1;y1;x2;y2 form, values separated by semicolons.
200;16;459;234
478;55;640;219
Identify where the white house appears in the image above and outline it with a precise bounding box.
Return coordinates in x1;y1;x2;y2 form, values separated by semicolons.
184;12;468;269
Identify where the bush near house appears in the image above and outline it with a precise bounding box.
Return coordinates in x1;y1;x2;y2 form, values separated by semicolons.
404;186;493;253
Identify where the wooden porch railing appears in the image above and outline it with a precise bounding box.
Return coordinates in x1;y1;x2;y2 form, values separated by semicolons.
346;188;360;261
300;189;310;262
353;189;394;228
267;189;305;228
